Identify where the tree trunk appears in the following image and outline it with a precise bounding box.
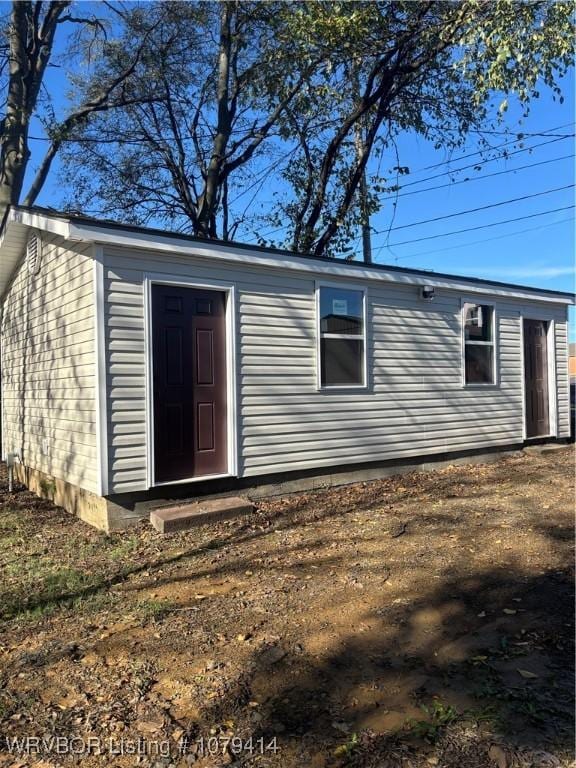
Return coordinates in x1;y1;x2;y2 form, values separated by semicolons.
196;1;234;238
0;3;32;224
0;1;70;224
352;64;372;264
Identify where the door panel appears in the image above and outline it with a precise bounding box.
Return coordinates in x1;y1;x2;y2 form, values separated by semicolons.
196;329;214;385
197;402;215;451
523;319;550;438
165;328;183;385
152;285;227;482
165;403;184;454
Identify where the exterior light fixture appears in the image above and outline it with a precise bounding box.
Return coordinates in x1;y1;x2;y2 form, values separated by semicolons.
421;285;435;301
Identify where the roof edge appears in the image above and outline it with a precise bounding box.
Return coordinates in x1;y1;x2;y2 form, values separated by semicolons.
5;204;575;303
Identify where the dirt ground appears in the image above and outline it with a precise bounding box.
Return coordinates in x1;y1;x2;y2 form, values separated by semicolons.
0;446;574;768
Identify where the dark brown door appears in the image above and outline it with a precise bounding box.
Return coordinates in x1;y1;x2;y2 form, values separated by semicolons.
152;284;227;482
523;319;549;438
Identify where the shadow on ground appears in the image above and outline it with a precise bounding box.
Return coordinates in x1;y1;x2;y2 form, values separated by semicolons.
0;448;573;767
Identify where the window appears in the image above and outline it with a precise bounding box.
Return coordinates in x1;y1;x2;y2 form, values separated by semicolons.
463;303;496;384
318;286;366;387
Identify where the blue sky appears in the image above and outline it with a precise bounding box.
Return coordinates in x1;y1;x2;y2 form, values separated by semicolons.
365;73;575;338
238;72;574;336
21;10;575;336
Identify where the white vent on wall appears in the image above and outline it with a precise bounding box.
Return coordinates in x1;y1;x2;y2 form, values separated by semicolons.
26;231;42;275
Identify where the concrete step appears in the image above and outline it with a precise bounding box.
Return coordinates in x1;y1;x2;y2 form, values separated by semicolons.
149;496;253;533
538;444;571;454
524;442;569;455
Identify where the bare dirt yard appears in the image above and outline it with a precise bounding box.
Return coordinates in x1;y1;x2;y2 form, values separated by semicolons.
0;446;574;768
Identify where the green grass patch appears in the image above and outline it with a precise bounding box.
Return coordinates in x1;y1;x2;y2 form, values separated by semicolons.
0;566;113;621
405;699;460;743
134;598;177;622
0;504;152;623
105;535;142;560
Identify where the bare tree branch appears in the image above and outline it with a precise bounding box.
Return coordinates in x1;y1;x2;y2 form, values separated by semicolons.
23;17;160;206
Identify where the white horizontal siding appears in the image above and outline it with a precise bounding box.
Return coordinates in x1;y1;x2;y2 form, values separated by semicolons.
101;246;569;493
554;318;570;437
1;235;98;493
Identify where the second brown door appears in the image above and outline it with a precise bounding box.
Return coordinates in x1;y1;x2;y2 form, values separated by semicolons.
523;319;550;439
152;284;227;483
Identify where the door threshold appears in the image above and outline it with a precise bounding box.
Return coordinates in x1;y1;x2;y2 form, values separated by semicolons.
153;472;233;488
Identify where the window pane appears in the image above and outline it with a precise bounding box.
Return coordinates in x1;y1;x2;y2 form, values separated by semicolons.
465;344;494;384
321;337;364;386
464;304;493;342
320;287;363;335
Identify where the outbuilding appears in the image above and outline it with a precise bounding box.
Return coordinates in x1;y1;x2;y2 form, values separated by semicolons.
0;206;572;530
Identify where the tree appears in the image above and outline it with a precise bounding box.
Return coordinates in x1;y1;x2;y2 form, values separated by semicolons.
274;1;575;257
61;1;574;258
0;0;159;226
60;1;319;239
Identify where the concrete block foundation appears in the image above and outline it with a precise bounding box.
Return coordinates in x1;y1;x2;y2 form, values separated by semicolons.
14;464;110;531
12;439;570;532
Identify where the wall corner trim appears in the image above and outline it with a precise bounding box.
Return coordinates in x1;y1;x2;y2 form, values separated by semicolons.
93;245;109;496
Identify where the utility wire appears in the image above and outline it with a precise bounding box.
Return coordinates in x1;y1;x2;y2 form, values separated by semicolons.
377;135;573;198
28;120;573;149
250;140;575;243
373;183;574;235
372;215;574;261
380;153;574;201
410;121;575;173
379;204;575;248
465;123;574;139
27;120;573;163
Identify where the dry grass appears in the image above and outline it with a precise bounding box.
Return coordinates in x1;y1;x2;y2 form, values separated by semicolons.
0;446;573;767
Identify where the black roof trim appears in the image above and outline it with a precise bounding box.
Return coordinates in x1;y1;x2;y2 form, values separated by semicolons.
10;205;575;300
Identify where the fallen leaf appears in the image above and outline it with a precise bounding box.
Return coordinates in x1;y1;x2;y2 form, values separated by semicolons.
137;720;163;734
488;744;508;768
332;721;352;734
517;669;539;679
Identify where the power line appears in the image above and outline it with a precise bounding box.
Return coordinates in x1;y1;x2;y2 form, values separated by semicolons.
465;123;575;139
29;120;573;150
249;140;575;243
379;204;575;248
373;183;574;235
27;125;269;144
377;135;573;198
372;215;574;261
379;153;574;201
410;122;575;173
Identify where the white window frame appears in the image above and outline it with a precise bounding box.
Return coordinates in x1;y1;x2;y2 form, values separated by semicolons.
461;299;498;388
143;273;239;488
315;280;368;391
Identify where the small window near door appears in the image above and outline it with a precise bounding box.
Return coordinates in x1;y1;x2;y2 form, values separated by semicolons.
463;303;496;385
318;286;366;387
